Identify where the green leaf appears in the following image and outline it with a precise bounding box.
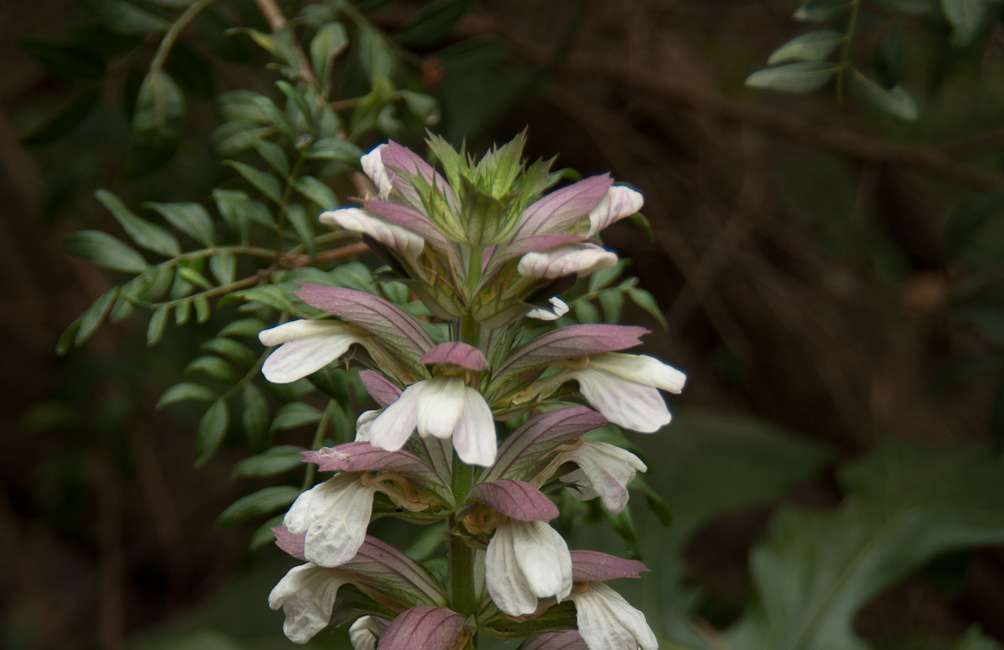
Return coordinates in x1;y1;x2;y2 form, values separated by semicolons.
65;230;148;273
242;383;270;448
132;70;185;167
727;442;1004;650
627;288;667;327
146;202;215;246
157;382;216;409
847;70;919;121
232;445;303;478
230;285;297;312
271;402;322;431
746;61;837;93
186;356;235;381
177;267;212;290
598;289;624;323
357;23;394;80
94;0;171;34
395;0;473;46
56;320;81;356
75;289;119;346
96;189;180;257
220;318;266;338
589;260;627;292
213;189;275;232
250;515;285;551
217;485;299;526
21;88;103;147
630;477;672;526
293;176;337;209
201;338;254;364
174;299;192;325
767;30;844;64
254;139;290;176
195;399;229;466
794;0;851;22
226;161;281;203
306;137;363;162
286;203;316;256
573;299;600;324
209;252;236;285
19;39;106;81
310;21;349;87
399;90;441;126
147;305;169;345
942;0;987;46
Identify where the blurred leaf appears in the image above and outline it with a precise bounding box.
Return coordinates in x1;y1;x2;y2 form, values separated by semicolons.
253;139;290;176
589;260;627;292
65;230;148;273
147;305;169;345
574;299;600;324
627;288;667;328
175;298;192;324
599;289;624;322
727;442;1004;650
186;356;235;381
21;88;102;147
97;189;181;257
293;175;338;208
286;203;316;256
56;320;81;356
232;445;303;478
220;318;266;338
209;253;235;285
746;61;837;93
399;90;441;126
249;514;285;551
874;0;937;13
147;202;215;246
957;627;1003;650
306;136;363;162
92;0;171;34
357;22;394;80
630;477;672;526
271;402;322;431
195;398;229;465
767;30;845;64
20;39;106;80
201;338;254;364
131;70;185;170
158;382;216;409
242;382;270;448
226;161;281;203
177;267;212;290
75;288;119;345
847;70;919;120
943;191;1004;261
395;0;474;46
218;485;298;525
794;0;851;22
942;0;987;46
310;21;349;89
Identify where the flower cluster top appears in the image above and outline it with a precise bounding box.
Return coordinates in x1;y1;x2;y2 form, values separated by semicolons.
258;134;685;650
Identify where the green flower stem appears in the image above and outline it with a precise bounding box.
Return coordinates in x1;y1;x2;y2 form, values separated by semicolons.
302;401;333;490
836;0;863;103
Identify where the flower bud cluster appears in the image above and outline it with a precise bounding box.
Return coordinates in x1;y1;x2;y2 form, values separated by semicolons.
259;135;685;649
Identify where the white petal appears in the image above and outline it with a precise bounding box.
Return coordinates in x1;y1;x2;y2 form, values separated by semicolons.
415;377;466;440
517;244;618;279
486;523;539;616
452;387;497;467
560;468;601;501
349;615;385;650
320;208;424;260
573;583;658;650
586;186;644;238
511;520;572;602
354;409;381;442
573;368;671;433
590;353;686;393
261;331;358;384
283;474;376;567
560;442;646;513
527;297;570;321
369;381;424;452
268;563;346;644
259;319;349;346
361;144;392;198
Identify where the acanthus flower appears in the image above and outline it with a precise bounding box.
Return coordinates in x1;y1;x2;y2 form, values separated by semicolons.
536;439;647;513
566;551;657;650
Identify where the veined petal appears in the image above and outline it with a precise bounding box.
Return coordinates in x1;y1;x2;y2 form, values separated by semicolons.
485;522;539;616
573;369;671;433
283;474;377;567
559;442;647;513
511;520;572;602
523;631;589;650
589;353;687;394
586;186;644;238
361;144;392;198
368;381;424;452
378;606;467;650
415;377;466;440
452;387;497;466
261;327;359;384
320;208;424;261
527;297;570;321
349;615;386;650
514;174;613;239
268;563;347;644
359;369;402;407
517;244;618;280
572;583;658;650
259;319;350;346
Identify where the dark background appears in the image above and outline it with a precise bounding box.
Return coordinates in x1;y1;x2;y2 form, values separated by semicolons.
2;1;1004;649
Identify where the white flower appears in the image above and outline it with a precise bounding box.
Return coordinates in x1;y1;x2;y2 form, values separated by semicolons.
283;473;376;567
268;563;347;644
354;409;381;442
571;583;658;650
485;520;572;616
586;186;644;238
517;244;618;279
527;297;570;321
320;208;424;262
571;353;686;433
367;377;497;466
349;615;385;650
259;320;361;384
553;442;647;513
361;144;392;198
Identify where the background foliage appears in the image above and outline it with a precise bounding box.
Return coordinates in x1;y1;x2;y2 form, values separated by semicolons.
3;0;1004;649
